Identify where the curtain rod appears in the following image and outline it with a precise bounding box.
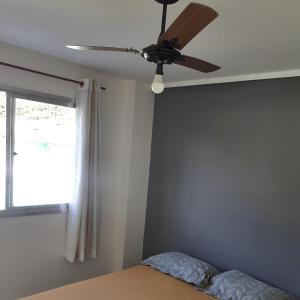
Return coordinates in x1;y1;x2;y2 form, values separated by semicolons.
0;61;106;90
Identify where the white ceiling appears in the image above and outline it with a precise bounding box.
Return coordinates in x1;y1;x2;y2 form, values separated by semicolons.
0;0;300;83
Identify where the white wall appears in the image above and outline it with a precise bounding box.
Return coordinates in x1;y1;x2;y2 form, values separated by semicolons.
0;42;154;300
123;81;154;268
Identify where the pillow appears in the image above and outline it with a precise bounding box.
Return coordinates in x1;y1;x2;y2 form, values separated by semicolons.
142;252;220;288
206;270;296;300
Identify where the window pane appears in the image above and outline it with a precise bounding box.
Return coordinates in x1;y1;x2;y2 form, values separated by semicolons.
13;98;75;207
0;92;6;210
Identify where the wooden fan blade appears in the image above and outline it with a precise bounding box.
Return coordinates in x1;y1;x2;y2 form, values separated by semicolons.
174;55;220;73
159;2;218;50
66;45;140;54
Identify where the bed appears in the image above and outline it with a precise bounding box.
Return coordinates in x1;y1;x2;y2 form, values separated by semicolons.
19;265;215;300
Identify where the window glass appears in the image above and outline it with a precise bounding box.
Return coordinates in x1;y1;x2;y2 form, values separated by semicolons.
13;98;75;207
0;92;5;210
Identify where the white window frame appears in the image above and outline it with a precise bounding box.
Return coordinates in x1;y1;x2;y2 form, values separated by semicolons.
0;85;75;217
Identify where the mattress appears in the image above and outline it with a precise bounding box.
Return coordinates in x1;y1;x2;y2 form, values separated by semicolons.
19;265;215;300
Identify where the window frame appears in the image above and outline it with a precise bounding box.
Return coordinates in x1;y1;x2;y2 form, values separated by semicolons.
0;85;75;217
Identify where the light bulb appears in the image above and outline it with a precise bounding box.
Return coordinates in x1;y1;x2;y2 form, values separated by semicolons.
151;74;164;94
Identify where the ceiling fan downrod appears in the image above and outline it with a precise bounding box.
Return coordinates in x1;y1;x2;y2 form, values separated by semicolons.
159;0;168;39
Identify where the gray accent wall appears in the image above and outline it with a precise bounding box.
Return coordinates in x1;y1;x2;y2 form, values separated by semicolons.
143;78;300;297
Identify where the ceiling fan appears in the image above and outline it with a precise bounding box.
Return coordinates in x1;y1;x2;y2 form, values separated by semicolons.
67;0;220;94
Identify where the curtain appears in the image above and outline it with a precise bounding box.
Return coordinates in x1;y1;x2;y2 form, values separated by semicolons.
65;79;101;263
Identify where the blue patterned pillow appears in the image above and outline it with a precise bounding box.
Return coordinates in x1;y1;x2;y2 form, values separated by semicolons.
206;270;296;300
142;252;220;288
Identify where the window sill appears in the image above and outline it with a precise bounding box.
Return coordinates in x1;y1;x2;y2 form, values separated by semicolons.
0;204;68;218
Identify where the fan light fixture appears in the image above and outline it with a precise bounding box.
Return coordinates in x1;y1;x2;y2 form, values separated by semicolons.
152;74;164;94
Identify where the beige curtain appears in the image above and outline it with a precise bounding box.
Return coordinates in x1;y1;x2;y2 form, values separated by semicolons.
65;79;101;263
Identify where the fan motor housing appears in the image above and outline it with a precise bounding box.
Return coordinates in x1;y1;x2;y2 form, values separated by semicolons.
141;42;181;64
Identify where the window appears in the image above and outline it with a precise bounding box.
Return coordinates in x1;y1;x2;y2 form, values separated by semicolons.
0;89;76;216
0;92;6;210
